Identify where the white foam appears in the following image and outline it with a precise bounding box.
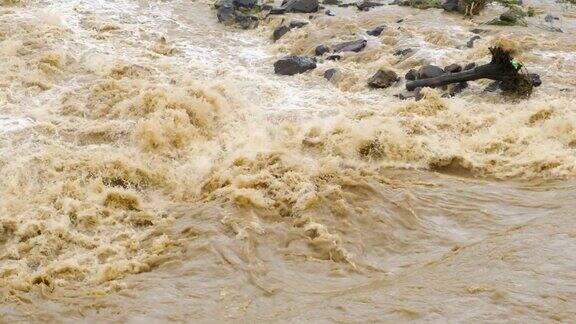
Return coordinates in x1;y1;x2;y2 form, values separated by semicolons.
0;116;33;133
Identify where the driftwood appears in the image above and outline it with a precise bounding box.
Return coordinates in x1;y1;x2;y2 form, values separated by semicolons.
406;47;536;96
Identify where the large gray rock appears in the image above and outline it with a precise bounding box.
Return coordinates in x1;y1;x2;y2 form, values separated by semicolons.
356;0;384;11
444;63;462;73
233;0;257;8
274;55;317;75
284;0;319;12
367;25;385;36
273;26;291;41
368;69;399;88
235;12;259;29
441;0;458;11
217;0;236;25
417;65;444;79
216;0;258;29
289;20;309;28
315;44;330;56
467;35;481;48
333;39;367;53
405;69;418;81
324;68;339;81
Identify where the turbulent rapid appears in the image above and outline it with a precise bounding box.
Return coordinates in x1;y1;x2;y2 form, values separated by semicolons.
0;0;575;322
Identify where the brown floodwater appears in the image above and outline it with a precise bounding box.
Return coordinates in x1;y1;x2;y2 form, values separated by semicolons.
0;0;575;322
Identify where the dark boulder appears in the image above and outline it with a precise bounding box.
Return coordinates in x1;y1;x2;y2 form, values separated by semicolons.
274;21;308;41
367;25;385;36
289;20;309;28
233;0;257;8
418;65;444;79
529;73;542;87
463;62;476;70
323;0;341;4
470;28;488;34
393;48;413;56
447;82;468;96
315;44;330;56
544;14;559;23
441;0;458;12
284;0;319;13
414;87;424;101
235;13;259;29
333;39;367;53
467;35;481;48
444;63;462;73
368;69;399;88
327;54;341;61
356;0;384;11
274;55;317;75
405;69;418;81
396;90;416;100
270;6;287;14
273;25;291;41
216;0;236;25
324;68;339;80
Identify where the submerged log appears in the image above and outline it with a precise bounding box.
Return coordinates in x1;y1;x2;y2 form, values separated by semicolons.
406;47;538;96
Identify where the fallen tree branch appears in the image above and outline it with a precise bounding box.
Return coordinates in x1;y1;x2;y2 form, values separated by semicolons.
406;47;536;96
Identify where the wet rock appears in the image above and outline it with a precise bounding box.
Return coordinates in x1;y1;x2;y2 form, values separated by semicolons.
405;69;418;81
418;65;444;79
368;69;399;88
544;14;559;23
488;7;527;26
441;0;458;11
270;6;287;14
289;20;309;28
447;82;468;96
235;12;259;29
325;9;336;15
333;39;367;53
284;0;320;13
273;25;291;41
444;63;462;73
356;0;384;11
529;73;542;87
467;35;481;48
323;0;341;4
396;90;416;100
396;18;404;23
233;0;257;8
463;62;476;70
393;48;413;56
216;0;236;25
470;28;488;34
274;55;317;75
315;44;330;56
414;87;424;101
324;68;339;80
216;0;259;29
367;25;385;36
327;54;341;61
273;21;308;41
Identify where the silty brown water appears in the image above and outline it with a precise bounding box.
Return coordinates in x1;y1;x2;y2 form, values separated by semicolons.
0;0;575;322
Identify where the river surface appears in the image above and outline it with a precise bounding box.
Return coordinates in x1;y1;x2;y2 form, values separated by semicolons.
1;0;576;322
